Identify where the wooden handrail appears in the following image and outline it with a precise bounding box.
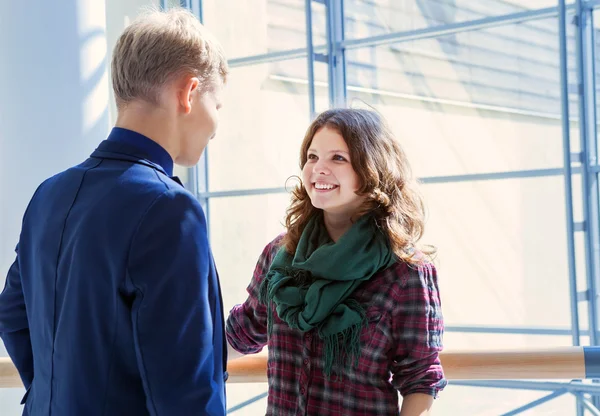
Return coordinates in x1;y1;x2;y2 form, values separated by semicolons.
1;346;598;387
225;347;593;383
0;357;20;388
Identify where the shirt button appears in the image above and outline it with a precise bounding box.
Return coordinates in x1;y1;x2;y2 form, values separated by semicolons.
300;387;306;394
303;358;309;365
305;333;312;340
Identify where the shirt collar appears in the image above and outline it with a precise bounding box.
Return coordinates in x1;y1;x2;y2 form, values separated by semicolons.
107;127;174;176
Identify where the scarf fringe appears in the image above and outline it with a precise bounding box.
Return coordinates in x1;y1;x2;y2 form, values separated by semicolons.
321;299;366;379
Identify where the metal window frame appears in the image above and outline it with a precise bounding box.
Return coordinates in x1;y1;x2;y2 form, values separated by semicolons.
173;0;209;235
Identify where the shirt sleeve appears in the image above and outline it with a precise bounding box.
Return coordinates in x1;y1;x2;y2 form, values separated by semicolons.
126;189;225;416
0;244;34;389
389;261;447;398
225;237;281;354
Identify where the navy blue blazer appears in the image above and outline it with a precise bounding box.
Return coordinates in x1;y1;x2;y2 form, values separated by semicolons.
0;129;227;415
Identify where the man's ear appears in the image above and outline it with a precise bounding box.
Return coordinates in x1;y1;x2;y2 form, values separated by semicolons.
178;76;200;114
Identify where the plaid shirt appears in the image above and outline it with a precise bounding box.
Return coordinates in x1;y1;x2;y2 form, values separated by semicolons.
226;236;447;415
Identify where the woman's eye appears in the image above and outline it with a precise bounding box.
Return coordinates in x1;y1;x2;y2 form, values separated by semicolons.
307;154;317;160
333;154;346;162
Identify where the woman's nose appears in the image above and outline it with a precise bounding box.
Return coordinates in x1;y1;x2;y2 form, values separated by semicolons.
313;160;330;175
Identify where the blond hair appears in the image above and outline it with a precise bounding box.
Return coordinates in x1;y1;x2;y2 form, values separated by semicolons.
283;108;435;265
111;7;228;109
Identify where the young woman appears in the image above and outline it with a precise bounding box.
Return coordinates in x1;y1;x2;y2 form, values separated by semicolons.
226;108;446;415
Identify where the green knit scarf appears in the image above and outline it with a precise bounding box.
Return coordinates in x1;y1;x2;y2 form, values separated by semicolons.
259;212;395;378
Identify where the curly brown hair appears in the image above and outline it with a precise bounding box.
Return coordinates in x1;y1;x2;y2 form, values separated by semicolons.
282;108;434;265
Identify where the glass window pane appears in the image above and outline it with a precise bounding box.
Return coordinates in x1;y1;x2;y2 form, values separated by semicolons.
203;0;309;59
346;18;571;177
443;332;579;413
226;384;268;415
209;183;576;337
209;194;290;310
593;10;600;160
344;0;563;40
208;58;328;192
440;384;576;415
422;177;571;328
211;194;285;414
346;18;569;113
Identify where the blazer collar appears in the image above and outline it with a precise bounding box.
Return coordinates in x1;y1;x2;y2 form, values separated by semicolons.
90;139;170;176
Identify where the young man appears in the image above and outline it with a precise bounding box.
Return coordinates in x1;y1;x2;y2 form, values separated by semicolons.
0;8;228;416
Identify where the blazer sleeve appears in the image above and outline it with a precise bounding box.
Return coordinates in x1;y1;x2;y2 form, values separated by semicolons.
0;244;34;389
126;189;225;416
